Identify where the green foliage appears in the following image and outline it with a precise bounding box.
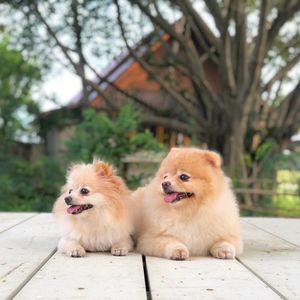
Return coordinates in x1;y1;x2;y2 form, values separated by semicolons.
243;153;253;169
38;106;82;139
255;139;278;161
238;149;300;217
130;131;164;152
66;104;164;168
0;38;40;147
0;38;57;212
0;155;64;212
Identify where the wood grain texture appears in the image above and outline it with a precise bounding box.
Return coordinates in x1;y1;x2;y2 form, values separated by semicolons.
146;256;280;300
15;252;147;300
243;217;300;247
0;213;37;233
0;213;58;299
238;220;300;299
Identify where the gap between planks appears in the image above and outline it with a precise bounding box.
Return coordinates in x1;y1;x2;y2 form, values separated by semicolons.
237;220;300;299
3;215;298;300
242;218;300;249
235;257;286;300
0;214;59;299
6;249;57;300
0;213;38;234
142;255;152;300
14;252;147;299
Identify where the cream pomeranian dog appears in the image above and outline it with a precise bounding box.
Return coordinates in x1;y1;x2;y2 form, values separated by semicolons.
132;147;243;260
53;159;133;257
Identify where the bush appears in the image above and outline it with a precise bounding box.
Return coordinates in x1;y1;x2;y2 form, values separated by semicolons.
0;155;64;211
66;104;165;168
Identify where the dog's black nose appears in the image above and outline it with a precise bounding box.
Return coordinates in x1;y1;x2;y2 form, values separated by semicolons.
64;196;72;205
162;181;171;190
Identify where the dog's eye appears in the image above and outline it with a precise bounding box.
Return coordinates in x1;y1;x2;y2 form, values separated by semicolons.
80;188;89;195
163;175;168;179
68;189;72;194
179;174;190;181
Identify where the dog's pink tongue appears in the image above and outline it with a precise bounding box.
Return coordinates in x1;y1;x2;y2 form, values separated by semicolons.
67;205;81;214
164;193;179;203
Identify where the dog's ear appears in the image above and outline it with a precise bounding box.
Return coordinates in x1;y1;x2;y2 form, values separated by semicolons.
203;151;222;168
93;159;116;177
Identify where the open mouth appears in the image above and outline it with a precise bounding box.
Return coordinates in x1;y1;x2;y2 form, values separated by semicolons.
164;192;194;203
67;204;93;215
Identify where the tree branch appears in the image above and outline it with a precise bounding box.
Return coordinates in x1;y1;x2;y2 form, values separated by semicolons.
239;0;271;119
173;2;219;65
266;0;300;52
32;3;77;73
132;1;223;111
203;0;224;34
71;0;89;106
115;0;209;128
84;59;162;114
69;2;164;115
276;81;300;129
176;0;221;52
247;0;271;95
139;114;202;136
220;1;236;94
130;0;188;50
264;52;300;93
32;2;119;111
233;0;247;85
232;0;272;152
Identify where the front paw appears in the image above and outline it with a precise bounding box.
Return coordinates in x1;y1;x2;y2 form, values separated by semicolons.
210;242;235;259
165;244;189;260
67;246;86;257
111;246;128;256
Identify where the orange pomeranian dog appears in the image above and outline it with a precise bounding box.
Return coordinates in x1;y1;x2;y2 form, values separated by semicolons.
53;159;133;257
132;147;243;260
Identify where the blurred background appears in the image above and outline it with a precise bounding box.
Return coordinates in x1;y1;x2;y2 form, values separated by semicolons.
0;0;299;216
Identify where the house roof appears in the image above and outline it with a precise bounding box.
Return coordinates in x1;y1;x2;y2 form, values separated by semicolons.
69;32;168;106
40;33;167;117
69;51;134;105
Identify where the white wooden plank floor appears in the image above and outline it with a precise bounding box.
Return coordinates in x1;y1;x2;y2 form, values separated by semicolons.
0;213;37;233
146;256;280;299
243;217;300;247
238;221;300;299
0;214;58;299
0;213;299;300
15;253;146;300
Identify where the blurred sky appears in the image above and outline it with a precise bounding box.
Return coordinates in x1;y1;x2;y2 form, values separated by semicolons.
40;71;81;112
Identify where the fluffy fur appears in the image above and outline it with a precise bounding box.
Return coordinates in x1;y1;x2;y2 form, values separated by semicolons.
132;147;243;260
53;159;133;257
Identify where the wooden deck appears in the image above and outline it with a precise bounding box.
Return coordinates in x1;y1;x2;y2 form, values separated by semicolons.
0;213;299;299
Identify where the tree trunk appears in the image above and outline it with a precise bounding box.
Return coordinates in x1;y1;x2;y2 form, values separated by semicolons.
225;114;255;207
224;110;243;175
